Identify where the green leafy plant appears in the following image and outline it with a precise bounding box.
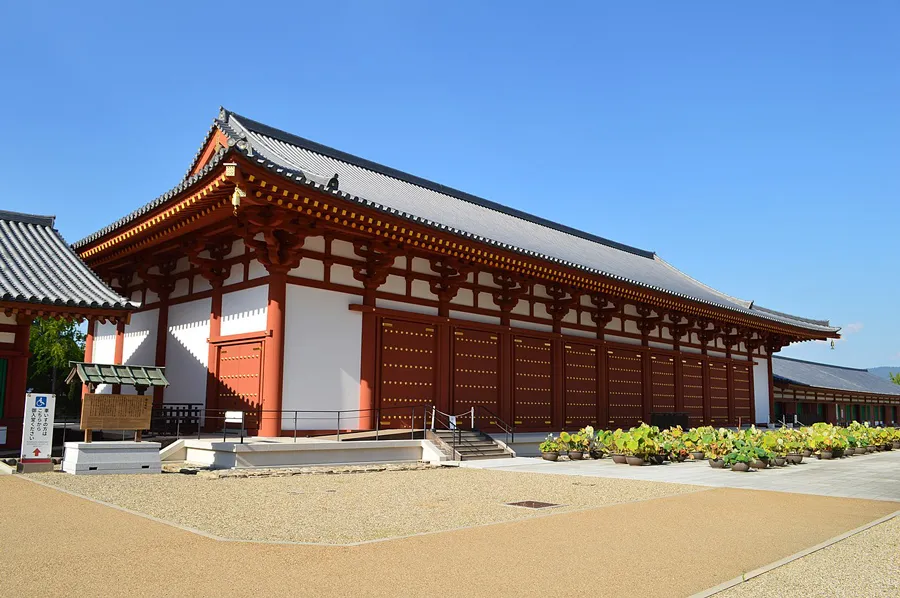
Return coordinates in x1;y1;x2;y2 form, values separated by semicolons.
539;435;559;453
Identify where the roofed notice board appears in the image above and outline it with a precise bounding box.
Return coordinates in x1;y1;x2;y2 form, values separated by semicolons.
81;394;153;430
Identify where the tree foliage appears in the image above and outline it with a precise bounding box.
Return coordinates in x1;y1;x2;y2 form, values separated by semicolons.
27;318;85;412
891;372;900;386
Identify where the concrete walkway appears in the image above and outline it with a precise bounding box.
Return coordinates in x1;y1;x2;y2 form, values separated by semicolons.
462;449;900;501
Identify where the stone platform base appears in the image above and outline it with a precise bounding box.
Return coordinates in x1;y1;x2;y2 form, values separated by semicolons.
63;441;161;475
17;461;53;473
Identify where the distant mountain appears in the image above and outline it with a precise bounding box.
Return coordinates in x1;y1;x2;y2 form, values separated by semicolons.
867;366;900;382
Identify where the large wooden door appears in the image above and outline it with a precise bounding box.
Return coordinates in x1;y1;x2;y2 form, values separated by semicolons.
452;328;500;426
708;360;730;426
650;354;676;414
215;341;263;419
512;335;553;429
563;342;598;429
731;363;753;425
607;347;643;429
378;319;436;429
680;357;705;427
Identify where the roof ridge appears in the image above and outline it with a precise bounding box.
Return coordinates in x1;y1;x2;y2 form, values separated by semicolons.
751;305;832;328
0;210;55;228
222;108;656;260
773;355;869;372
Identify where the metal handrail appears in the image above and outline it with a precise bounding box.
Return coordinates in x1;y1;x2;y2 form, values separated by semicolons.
472;404;515;445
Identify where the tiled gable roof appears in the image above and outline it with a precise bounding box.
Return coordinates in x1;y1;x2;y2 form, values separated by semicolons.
0;210;135;310
773;356;900;396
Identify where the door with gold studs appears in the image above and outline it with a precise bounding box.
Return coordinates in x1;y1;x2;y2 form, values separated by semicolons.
215;341;263;429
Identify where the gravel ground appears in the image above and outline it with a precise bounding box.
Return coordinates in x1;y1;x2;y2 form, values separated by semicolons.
717;514;900;598
25;466;699;543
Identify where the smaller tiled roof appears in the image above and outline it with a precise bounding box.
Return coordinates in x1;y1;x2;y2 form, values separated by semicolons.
0;210;136;311
66;362;169;388
773;356;900;397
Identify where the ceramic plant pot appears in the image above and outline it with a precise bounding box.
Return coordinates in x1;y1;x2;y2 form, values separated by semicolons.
818;451;833;460
867;446;876;453
731;462;750;472
568;451;584;460
541;452;559;461
884;444;893;452
648;454;666;465
802;449;813;458
709;458;725;469
774;457;787;467
690;451;705;461
611;454;627;464
833;448;844;458
892;442;900;450
786;453;803;464
751;459;768;470
625;456;646;466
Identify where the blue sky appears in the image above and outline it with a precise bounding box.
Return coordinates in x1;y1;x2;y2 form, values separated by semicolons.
1;2;897;367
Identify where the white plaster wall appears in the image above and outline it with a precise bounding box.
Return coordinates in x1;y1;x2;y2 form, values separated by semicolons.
623;320;640;335
605;334;641;346
282;286;362;429
248;259;268;280
330;239;359;260
510;319;553;333
304;236;326;253
164;298;211;405
754;357;771;424
220;285;268;337
410;257;432;274
680;346;702;354
0;332;14;344
0;313;16;326
648;341;673;350
193;275;212;294
331;264;364;288
534;303;551;320
92;321;118;394
226;239;245;259
450;288;474;307
223;263;243;286
511;299;529;316
449;310;501;326
381;274;406;295
290;259;325;281
478;292;500;311
170;278;189;299
708;350;727;358
561;327;594;339
410;280;437;301
121;309;159;394
376;298;438;316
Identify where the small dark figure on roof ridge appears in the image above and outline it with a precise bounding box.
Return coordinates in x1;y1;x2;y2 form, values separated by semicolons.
327;173;339;190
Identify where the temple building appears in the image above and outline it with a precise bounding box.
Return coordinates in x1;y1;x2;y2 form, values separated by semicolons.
72;108;841;437
0;210;134;449
772;356;900;426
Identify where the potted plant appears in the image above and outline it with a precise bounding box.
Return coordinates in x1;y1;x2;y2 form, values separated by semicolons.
540;435;560;461
808;423;836;459
592;429;611;459
567;432;587;460
687;427;709;460
702;428;731;469
622;424;661;466
608;429;628;464
724;447;754;472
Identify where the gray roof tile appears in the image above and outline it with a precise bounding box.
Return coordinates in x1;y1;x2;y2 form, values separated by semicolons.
0;210;135;311
773;356;900;396
74;108;839;335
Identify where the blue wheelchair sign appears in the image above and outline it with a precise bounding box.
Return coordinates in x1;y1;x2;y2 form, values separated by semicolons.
35;396;48;408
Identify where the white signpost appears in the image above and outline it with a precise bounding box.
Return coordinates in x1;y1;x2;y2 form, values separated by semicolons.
19;393;56;473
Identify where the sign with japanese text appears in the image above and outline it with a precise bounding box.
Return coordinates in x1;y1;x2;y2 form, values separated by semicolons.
20;394;56;462
81;394;152;430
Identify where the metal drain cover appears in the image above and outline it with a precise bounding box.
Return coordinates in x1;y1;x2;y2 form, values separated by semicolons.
505;501;559;509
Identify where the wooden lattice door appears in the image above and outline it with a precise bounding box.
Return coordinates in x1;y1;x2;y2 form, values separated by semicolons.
378;319;436;429
452;328;500;426
512;335;553;430
563;342;598;429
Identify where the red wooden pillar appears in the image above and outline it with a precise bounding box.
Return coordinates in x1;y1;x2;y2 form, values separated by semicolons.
259;270;287;437
436;321;451;415
597;341;608;428
111;319;125;394
358;304;378;430
153;296;169;407
204;286;223;414
701;358;712;426
82;318;95;399
551;336;564;430
767;354;776;422
3;315;31;446
499;329;513;425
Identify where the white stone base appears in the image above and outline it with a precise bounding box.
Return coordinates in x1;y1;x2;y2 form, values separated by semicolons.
62;441;161;475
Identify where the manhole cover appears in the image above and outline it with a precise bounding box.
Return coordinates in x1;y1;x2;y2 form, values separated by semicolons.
505;501;559;509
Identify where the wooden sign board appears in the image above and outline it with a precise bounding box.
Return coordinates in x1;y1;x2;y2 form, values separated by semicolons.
81;394;153;431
